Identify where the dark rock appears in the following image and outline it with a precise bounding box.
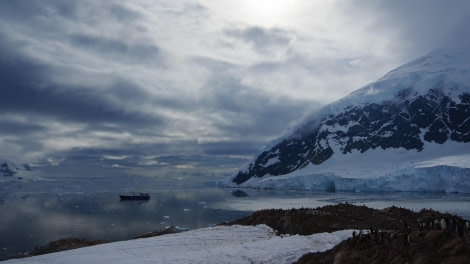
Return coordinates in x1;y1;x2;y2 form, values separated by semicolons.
224;203;470;264
134;226;181;239
29;238;108;256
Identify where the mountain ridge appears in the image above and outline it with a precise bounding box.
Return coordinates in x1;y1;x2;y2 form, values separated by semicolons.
228;47;470;192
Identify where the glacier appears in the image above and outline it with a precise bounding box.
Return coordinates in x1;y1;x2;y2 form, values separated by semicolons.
225;142;470;193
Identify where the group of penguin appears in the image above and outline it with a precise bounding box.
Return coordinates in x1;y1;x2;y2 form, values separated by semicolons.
416;216;470;235
349;216;470;247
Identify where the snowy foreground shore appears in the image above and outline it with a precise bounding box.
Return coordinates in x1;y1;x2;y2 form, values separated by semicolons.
3;225;354;264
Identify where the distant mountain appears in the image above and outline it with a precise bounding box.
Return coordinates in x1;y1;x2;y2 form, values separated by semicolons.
227;47;470;192
1;159;34;181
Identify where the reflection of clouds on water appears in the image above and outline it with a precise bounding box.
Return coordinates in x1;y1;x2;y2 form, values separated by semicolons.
0;183;251;257
1;193;148;248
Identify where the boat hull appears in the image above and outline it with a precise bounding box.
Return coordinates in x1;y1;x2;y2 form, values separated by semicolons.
119;194;150;200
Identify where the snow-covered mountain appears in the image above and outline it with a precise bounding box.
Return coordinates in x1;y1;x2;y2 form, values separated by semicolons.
1;159;36;182
226;47;470;193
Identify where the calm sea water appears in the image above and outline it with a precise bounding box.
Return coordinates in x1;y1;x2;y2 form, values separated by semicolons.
1;177;470;258
0;179;251;258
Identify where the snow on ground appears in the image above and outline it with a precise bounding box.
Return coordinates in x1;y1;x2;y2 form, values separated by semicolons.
3;225;355;264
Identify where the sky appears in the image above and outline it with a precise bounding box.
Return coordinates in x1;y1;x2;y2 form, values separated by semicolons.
1;0;469;178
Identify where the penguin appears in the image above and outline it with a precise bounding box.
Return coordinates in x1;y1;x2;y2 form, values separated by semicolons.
451;218;457;231
458;223;464;237
441;218;446;230
379;231;384;244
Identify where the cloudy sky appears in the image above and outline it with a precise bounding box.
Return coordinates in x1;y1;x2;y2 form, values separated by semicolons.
1;0;469;176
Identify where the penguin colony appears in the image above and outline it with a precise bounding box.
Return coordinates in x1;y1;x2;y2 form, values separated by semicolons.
293;205;470;264
347;206;470;248
228;203;469;239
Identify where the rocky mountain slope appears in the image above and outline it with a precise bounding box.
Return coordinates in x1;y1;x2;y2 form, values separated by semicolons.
228;47;470;192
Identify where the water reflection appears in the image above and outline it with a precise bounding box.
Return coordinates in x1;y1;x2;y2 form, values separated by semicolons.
232;190;249;197
2;179;470;258
0;184;251;258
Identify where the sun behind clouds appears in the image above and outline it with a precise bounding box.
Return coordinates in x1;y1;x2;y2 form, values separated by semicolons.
240;0;301;26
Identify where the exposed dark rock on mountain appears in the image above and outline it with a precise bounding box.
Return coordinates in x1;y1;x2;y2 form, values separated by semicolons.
231;48;470;186
233;90;470;184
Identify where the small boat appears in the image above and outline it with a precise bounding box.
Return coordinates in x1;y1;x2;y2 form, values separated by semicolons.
119;193;150;200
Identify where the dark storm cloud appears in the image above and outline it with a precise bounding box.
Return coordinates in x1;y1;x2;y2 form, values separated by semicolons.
337;0;470;58
0;0;143;27
68;33;164;65
0;0;162;65
108;3;142;22
0;119;47;136
200;141;262;157
444;14;470;48
224;26;295;53
46;140;255;170
0;42;160;126
205;82;310;137
193;56;316;139
0;0;78;22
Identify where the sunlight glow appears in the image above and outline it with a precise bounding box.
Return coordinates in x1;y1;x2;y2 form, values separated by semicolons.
240;0;300;26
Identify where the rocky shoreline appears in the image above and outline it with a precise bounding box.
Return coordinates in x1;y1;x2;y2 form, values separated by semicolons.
226;203;470;263
0;227;185;261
